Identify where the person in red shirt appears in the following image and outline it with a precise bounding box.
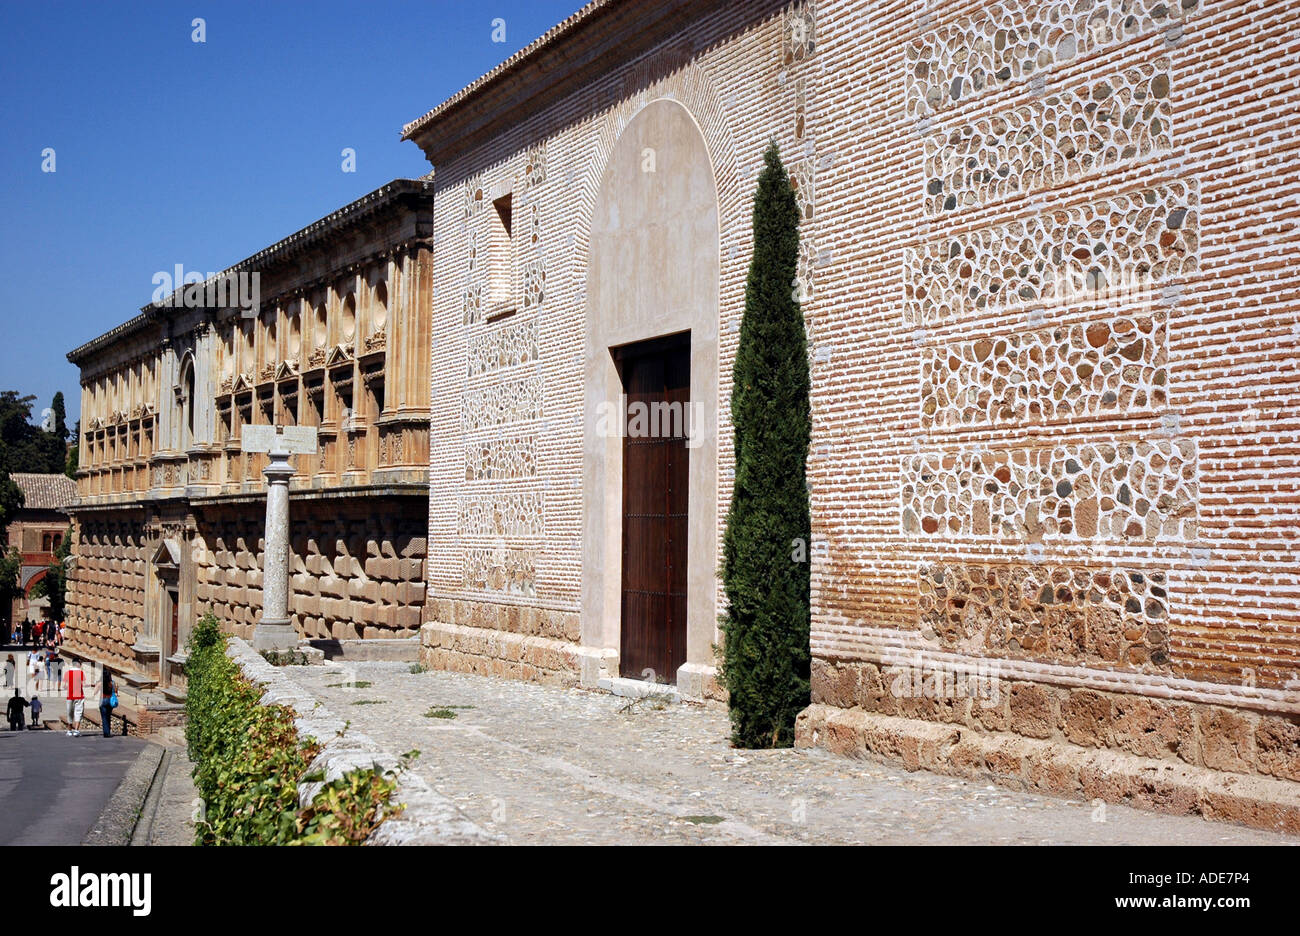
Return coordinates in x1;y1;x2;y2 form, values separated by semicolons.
63;663;96;737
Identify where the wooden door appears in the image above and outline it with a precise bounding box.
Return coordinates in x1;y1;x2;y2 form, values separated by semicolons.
618;335;690;683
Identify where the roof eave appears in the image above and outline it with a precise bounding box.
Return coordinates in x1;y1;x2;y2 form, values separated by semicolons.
401;0;751;166
67;178;434;367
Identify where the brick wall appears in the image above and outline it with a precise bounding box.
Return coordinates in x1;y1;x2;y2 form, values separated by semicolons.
799;0;1300;815
406;0;1298;817
418;1;800;687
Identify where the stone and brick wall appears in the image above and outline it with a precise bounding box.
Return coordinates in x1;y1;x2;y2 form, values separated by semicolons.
407;0;1298;820
409;0;795;694
797;0;1300;822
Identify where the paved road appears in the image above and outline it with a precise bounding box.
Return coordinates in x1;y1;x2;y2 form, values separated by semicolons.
0;729;147;845
284;661;1298;845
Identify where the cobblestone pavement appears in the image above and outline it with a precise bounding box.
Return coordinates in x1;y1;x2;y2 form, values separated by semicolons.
282;662;1295;845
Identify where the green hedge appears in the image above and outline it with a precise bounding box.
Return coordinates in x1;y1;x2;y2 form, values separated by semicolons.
185;613;400;845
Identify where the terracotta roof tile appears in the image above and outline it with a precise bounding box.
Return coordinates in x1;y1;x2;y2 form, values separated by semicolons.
10;473;76;511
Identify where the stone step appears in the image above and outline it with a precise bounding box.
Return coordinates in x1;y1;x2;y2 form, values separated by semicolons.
596;676;680;703
307;636;419;663
797;703;1300;835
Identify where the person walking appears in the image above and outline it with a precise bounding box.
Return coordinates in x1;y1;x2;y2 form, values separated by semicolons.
6;689;27;731
2;653;13;688
63;660;90;737
29;694;42;729
99;671;117;738
26;650;40;692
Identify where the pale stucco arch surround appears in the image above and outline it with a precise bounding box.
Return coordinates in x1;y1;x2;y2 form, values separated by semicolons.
581;97;722;696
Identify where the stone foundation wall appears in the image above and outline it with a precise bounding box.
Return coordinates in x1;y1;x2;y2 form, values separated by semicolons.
86;704;187;737
195;497;428;642
808;658;1300;784
419;599;581;687
64;511;149;673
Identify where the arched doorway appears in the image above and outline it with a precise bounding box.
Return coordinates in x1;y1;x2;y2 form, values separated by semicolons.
583;99;719;687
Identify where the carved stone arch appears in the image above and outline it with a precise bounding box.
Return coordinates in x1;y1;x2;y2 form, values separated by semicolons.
578;59;745;283
581;95;721;688
21;567;49;595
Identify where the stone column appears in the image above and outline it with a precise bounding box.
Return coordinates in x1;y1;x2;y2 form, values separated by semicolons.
252;443;297;651
194;320;217;444
157;335;177;454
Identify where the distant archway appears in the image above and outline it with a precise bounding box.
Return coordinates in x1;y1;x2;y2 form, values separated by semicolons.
23;568;49;598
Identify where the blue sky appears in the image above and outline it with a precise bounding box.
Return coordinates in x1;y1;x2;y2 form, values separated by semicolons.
0;0;585;426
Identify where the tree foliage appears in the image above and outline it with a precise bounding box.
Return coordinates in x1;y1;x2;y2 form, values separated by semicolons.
0;547;20;622
0;390;71;478
42;526;72;621
0;390;74;536
720;143;812;748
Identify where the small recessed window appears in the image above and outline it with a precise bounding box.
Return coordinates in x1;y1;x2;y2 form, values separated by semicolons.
487;191;515;321
493;193;512;236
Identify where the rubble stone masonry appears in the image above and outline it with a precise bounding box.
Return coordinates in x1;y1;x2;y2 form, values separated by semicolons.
798;0;1300;829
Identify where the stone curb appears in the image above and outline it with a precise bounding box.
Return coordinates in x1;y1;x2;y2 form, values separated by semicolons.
797;704;1300;835
226;637;502;845
83;743;164;846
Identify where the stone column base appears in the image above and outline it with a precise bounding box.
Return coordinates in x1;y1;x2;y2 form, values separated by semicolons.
676;662;725;703
252;622;299;652
576;646;619;689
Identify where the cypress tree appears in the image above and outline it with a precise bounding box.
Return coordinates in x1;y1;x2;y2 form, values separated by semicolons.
47;392;68;474
721;143;811;748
